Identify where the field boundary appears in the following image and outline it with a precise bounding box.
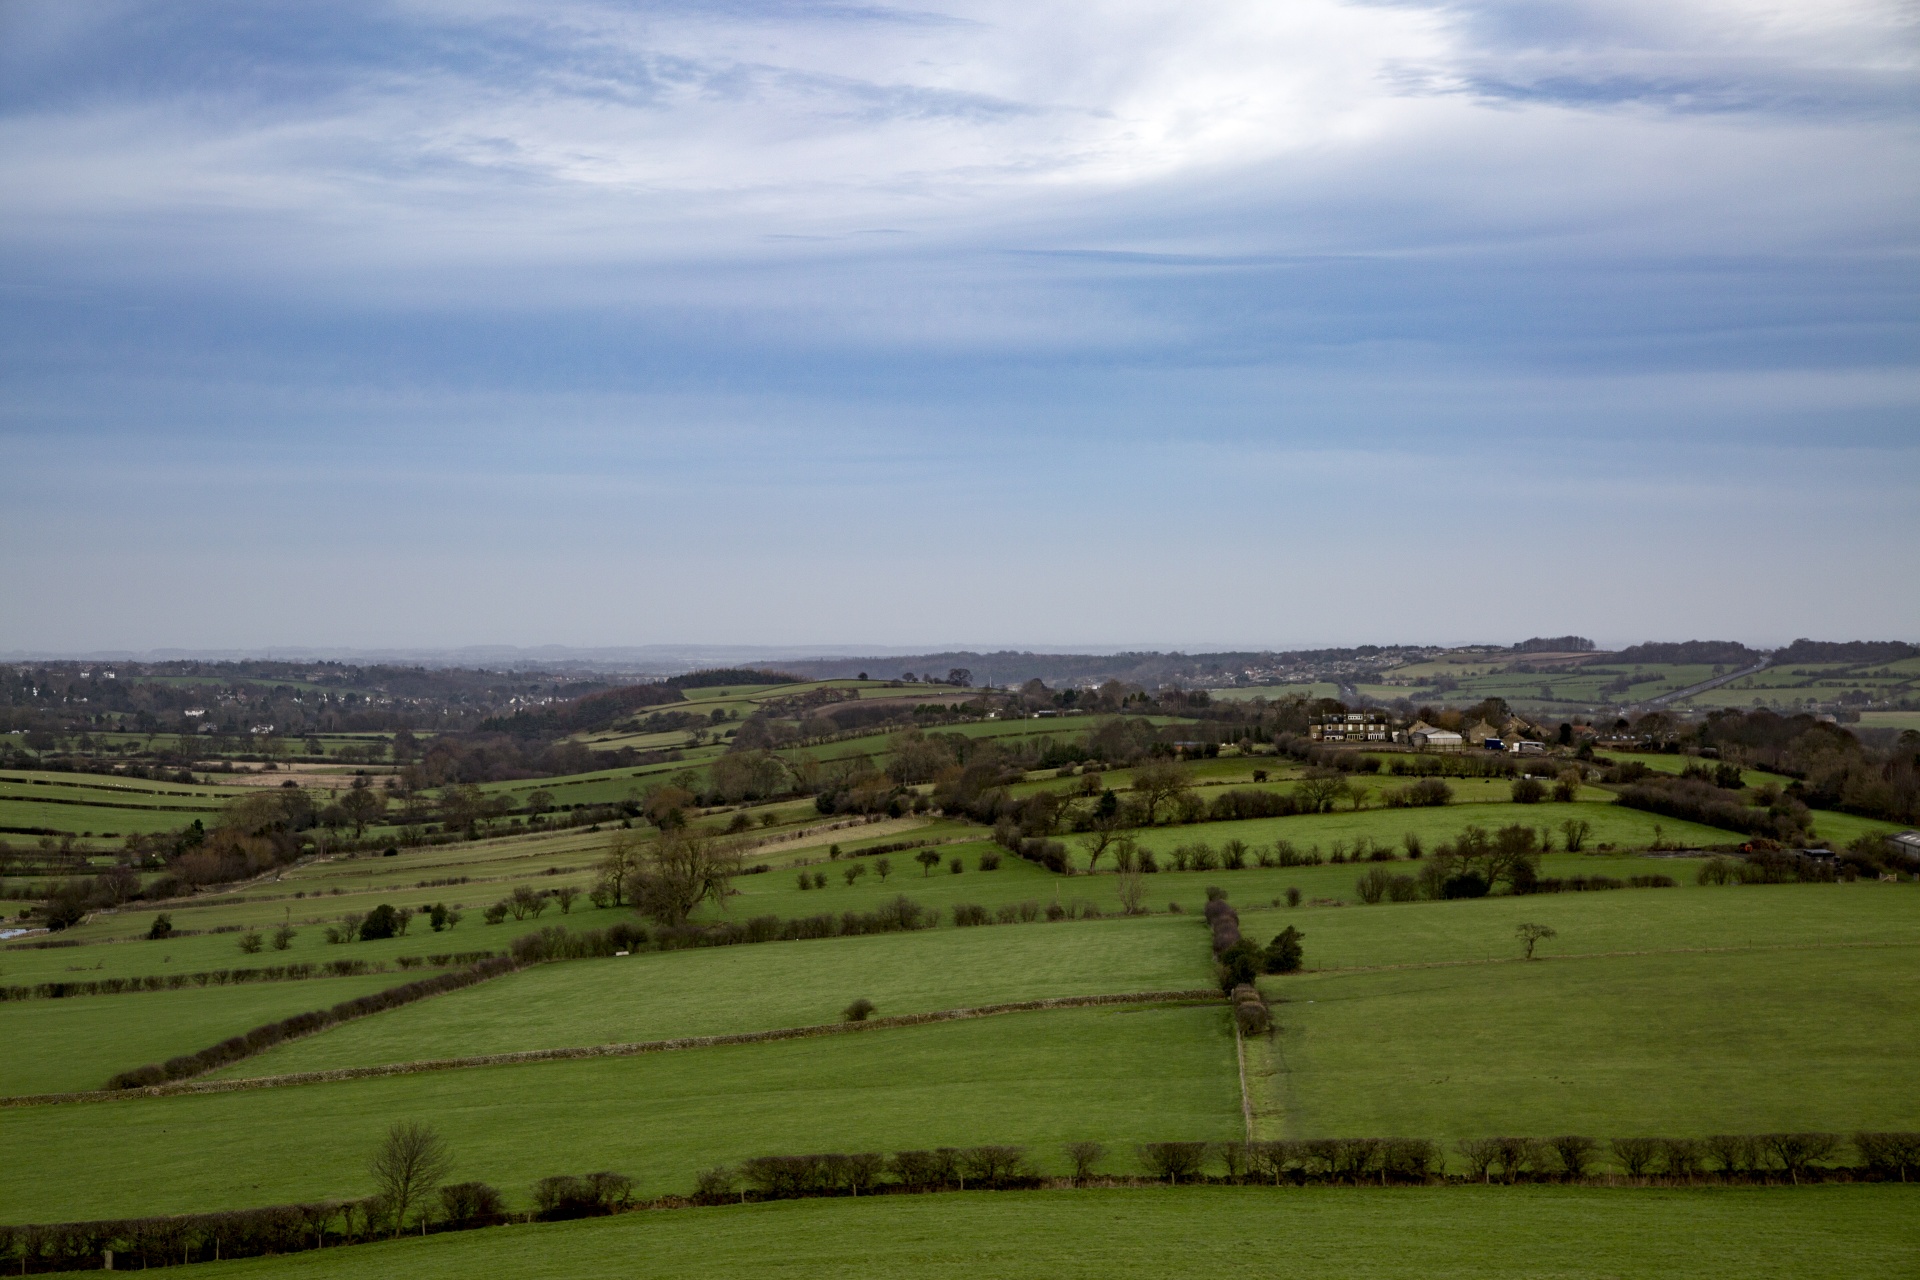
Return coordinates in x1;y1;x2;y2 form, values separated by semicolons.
1300;938;1920;978
1;989;1222;1108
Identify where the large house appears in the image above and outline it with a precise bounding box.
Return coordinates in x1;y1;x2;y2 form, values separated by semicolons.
1310;712;1390;743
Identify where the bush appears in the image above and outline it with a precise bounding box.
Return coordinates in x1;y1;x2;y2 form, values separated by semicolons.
1853;1131;1920;1181
1065;1141;1107;1184
358;904;401;941
842;998;876;1022
146;914;173;941
437;1181;506;1228
950;903;989;927
531;1172;634;1220
692;1166;740;1204
1137;1141;1209;1183
1262;926;1304;973
1510;778;1546;804
1355;867;1393;904
977;851;1001;871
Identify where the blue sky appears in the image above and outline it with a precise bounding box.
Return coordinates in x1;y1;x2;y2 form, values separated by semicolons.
2;0;1915;652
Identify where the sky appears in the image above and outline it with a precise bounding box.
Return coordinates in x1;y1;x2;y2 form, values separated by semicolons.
1;0;1916;654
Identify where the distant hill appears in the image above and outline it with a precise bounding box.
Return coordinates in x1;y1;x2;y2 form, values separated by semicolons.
771;648;1436;690
480;668;801;735
1612;641;1762;666
1773;639;1918;665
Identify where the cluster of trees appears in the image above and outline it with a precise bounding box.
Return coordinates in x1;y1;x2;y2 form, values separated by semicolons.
1615;775;1811;842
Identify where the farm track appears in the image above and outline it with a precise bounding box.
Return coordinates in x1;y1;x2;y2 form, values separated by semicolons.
1;989;1224;1109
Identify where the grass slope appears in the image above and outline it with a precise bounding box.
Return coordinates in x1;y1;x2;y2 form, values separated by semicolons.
217;915;1210;1077
0;973;410;1096
1249;945;1920;1143
0;1005;1240;1221
197;1186;1918;1280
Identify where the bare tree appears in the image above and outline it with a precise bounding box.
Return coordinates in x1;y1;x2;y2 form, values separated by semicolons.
634;829;742;926
1065;1141;1106;1185
1078;823;1131;874
593;831;645;907
1115;867;1147;916
1292;770;1350;814
1516;922;1557;960
368;1121;454;1236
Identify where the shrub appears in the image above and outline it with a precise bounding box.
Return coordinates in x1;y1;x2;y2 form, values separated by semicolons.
1284;886;1301;908
146;914;174;940
1545;1135;1597;1180
531;1172;634;1220
1065;1141;1106;1184
1704;1134;1758;1175
437;1181;506;1228
1263;926;1304;973
888;1149;956;1190
1137;1141;1208;1184
237;929;263;954
1511;778;1546;804
1611;1137;1662;1177
1757;1132;1840;1184
692;1166;740;1204
950;903;989;927
978;851;1001;871
956;1145;1032;1189
1355;867;1393;904
842;998;876;1022
1853;1132;1920;1181
358;904;401;941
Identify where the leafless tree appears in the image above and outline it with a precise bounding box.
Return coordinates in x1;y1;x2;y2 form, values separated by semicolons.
1129;761;1192;825
1114;867;1147;916
634;830;742;926
368;1121;453;1236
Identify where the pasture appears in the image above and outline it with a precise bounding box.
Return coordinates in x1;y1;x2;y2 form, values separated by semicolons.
0;1004;1240;1221
0;972;409;1096
215;914;1211;1077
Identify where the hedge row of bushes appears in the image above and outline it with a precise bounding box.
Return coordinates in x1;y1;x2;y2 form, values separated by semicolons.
0;1169;633;1273
7;1133;1915;1271
949;899;1106;927
0;954;490;1003
101;957;519;1091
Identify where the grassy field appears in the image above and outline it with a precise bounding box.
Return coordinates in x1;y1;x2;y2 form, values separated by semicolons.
1249;944;1920;1143
0;1004;1240;1221
216;914;1212;1077
1242;879;1918;971
0;972;409;1096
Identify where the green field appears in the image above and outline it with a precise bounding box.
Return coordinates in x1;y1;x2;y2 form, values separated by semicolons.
0;1004;1240;1221
186;1186;1920;1280
1251;944;1920;1142
216;914;1211;1077
0;972;408;1096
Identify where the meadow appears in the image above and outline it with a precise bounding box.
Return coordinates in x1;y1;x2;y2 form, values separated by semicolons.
0;1003;1240;1222
0;972;409;1096
215;914;1211;1077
